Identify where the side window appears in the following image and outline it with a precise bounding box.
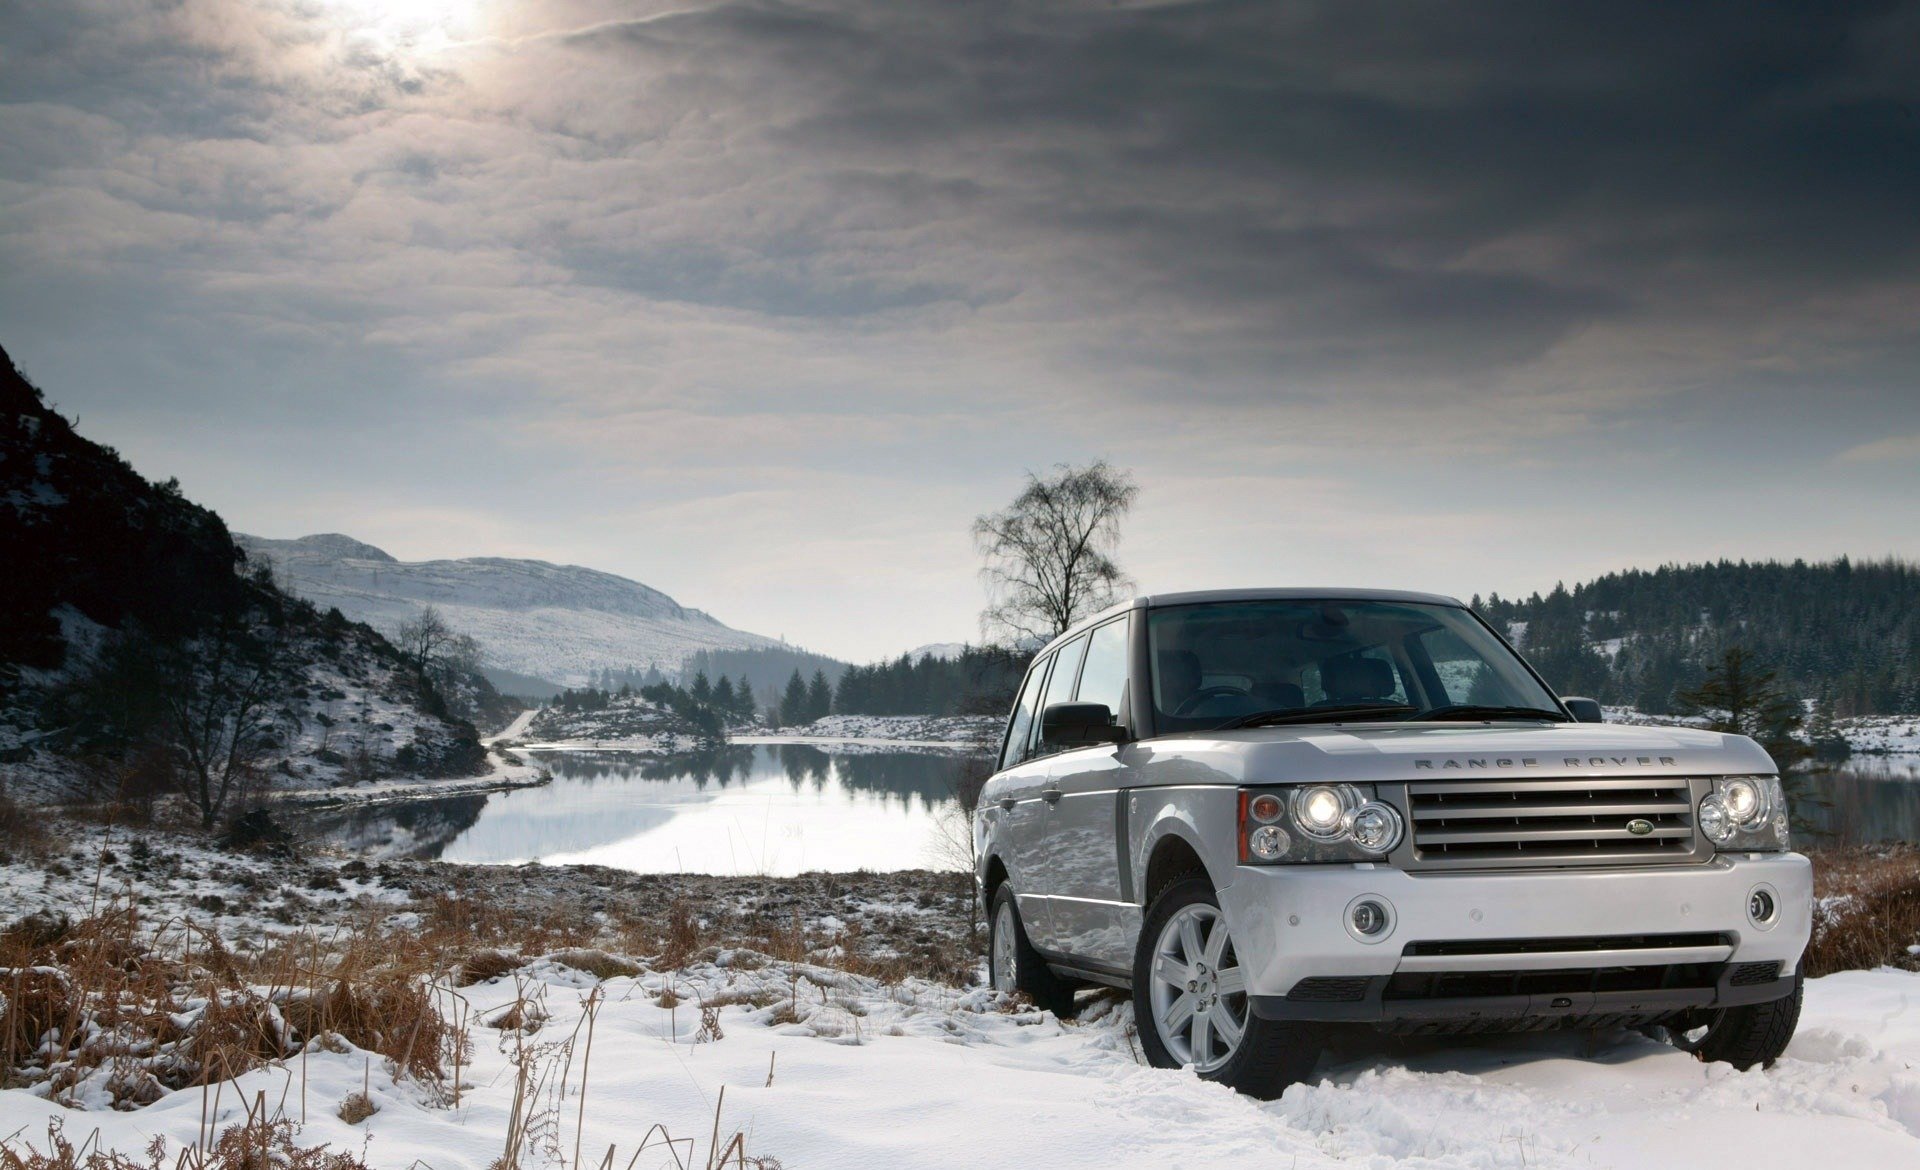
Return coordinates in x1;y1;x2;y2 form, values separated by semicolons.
1000;656;1051;771
1032;634;1089;758
1074;617;1129;723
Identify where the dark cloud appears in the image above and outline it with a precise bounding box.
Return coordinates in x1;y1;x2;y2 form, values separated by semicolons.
1;0;1917;657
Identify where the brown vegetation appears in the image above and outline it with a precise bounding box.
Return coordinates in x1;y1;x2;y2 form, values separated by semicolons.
1805;844;1920;976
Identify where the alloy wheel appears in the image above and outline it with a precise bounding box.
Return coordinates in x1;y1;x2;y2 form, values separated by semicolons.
1147;902;1248;1072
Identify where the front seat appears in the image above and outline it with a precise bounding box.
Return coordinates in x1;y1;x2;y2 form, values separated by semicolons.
1157;649;1202;713
1318;655;1398;705
1251;680;1306;711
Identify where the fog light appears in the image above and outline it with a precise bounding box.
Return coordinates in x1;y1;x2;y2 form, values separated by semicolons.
1748;888;1777;925
1247;824;1290;861
1350;900;1388;937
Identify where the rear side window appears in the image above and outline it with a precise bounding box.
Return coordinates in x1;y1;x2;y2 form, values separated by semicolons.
1032;634;1089;759
1000;655;1051;771
1075;617;1129;722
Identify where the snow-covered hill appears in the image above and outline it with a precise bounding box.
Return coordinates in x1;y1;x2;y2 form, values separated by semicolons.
238;534;782;687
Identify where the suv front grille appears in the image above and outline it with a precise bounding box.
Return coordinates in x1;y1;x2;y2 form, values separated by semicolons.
1405;777;1699;869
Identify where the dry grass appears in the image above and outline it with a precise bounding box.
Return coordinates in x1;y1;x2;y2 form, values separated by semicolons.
1806;844;1920;976
0;790;62;862
549;949;641;981
336;1092;377;1125
1;895;462;1107
0;1109;371;1170
455;949;524;987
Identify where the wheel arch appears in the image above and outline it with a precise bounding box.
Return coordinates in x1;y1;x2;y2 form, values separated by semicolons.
982;851;1012;911
1141;824;1214;905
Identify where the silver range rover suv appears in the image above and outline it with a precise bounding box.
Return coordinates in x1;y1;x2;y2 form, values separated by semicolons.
975;588;1811;1098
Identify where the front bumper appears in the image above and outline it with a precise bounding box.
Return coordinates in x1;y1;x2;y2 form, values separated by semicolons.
1217;853;1811;1026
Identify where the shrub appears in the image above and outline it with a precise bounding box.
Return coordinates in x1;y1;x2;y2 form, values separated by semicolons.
1805;845;1920;976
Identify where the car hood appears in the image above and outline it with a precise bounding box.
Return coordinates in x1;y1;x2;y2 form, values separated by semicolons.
1130;720;1775;786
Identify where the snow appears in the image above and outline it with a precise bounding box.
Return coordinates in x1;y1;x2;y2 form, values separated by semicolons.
902;642;968;662
738;714;1002;751
1604;707;1920;759
4;956;1918;1170
238;534;782;688
1840;716;1920;756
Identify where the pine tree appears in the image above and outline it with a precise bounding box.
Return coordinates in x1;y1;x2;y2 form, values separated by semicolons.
806;669;833;721
1806;694;1851;763
689;670;713;705
779;669;809;727
712;674;736;717
1676;647;1811;771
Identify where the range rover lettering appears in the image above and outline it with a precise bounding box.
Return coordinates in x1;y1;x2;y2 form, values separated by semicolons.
975;589;1810;1098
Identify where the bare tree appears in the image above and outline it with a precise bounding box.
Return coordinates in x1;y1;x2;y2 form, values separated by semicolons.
394;605;457;676
927;721;1002;938
156;616;296;830
974;460;1139;644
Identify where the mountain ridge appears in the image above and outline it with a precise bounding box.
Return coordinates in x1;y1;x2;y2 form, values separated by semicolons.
238;533;783;687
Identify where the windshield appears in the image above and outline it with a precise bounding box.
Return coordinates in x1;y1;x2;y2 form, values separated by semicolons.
1146;598;1562;731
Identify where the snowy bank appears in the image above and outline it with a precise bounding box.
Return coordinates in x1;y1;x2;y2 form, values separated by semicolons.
3;955;1917;1170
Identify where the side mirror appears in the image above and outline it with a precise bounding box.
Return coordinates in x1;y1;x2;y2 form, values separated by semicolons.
1561;696;1605;723
1042;701;1126;746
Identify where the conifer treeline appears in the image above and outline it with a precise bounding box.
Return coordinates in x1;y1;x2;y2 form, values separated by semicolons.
828;648;1029;718
1476;557;1920;715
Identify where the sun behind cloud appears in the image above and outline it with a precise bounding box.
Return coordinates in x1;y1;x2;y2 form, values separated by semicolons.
319;0;485;51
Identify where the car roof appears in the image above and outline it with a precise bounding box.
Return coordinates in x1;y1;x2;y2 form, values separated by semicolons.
1033;587;1469;659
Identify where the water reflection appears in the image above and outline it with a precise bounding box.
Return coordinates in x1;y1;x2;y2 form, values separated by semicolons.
1794;759;1920;846
302;746;978;875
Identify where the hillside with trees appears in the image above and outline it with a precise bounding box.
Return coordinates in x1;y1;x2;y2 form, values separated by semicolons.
0;344;503;820
1477;559;1920;715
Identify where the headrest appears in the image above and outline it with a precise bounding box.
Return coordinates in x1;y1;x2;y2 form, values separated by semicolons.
1322;656;1396;701
1254;681;1306;710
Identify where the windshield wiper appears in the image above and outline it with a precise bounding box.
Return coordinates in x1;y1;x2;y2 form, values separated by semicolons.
1411;704;1570;723
1218;703;1417;729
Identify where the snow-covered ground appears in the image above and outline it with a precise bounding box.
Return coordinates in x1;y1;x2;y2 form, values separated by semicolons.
737;714;1001;751
4;821;1918;1168
3;955;1917;1170
1842;716;1920;756
1604;706;1920;757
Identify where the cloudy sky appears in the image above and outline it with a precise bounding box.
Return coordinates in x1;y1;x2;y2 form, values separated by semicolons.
3;0;1917;661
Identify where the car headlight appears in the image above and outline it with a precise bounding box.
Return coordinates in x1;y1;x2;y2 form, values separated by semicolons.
1293;785;1352;839
1240;785;1403;863
1701;776;1788;851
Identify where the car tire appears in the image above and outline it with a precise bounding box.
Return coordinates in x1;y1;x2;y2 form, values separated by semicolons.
1132;877;1323;1099
1671;968;1803;1070
988;883;1079;1018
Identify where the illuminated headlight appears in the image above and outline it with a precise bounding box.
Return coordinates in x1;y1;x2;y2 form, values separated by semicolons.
1292;785;1354;839
1721;778;1765;828
1701;776;1789;851
1346;802;1404;854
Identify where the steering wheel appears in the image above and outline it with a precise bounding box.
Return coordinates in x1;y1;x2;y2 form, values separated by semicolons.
1172;685;1252;717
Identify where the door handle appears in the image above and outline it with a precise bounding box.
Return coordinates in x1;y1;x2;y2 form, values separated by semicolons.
1041;786;1063;805
998;797;1017;811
